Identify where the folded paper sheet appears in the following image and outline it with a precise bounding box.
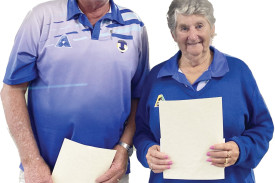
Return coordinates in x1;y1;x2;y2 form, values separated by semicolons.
159;97;224;180
52;139;116;183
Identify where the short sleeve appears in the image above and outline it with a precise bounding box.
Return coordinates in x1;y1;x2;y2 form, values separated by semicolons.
3;9;41;85
131;26;149;98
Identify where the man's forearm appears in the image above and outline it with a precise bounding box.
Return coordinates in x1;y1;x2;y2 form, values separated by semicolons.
1;83;41;166
119;99;139;145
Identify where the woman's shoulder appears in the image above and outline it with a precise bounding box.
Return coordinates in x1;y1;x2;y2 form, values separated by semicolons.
224;53;252;73
147;61;168;81
141;61;168;91
151;62;167;74
223;53;257;88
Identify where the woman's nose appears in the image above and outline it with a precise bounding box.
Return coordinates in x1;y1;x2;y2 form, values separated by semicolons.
188;28;198;40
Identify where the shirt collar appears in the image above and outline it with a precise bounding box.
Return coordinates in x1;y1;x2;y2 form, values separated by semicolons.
209;46;229;77
157;46;229;79
67;0;125;24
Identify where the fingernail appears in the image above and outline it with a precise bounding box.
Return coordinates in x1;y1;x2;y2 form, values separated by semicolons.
168;161;173;165
207;158;212;162
165;155;169;159
207;152;211;156
210;146;215;149
167;165;171;169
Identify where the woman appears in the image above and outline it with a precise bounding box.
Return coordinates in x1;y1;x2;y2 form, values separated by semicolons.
133;0;274;182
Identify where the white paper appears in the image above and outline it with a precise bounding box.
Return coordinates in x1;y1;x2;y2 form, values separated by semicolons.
52;139;116;183
159;97;224;180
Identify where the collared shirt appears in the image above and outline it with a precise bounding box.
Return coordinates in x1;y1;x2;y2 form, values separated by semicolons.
67;0;127;40
158;46;229;91
4;0;149;172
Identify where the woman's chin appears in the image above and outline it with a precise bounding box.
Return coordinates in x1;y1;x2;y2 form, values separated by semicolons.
187;50;203;57
186;46;203;56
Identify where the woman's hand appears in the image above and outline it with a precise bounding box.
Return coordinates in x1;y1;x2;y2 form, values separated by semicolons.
207;141;240;167
146;145;172;173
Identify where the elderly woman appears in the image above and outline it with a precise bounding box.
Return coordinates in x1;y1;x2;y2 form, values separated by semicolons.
133;0;274;182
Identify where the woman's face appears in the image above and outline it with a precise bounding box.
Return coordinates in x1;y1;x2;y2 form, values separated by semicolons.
172;14;215;60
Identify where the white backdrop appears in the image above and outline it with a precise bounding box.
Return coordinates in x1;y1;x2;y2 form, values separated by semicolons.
0;0;274;182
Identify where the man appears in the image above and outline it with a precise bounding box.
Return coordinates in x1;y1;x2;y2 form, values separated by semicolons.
1;0;149;182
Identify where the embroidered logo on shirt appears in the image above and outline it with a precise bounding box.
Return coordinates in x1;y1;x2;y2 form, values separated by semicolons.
117;40;128;53
56;35;72;48
154;94;165;107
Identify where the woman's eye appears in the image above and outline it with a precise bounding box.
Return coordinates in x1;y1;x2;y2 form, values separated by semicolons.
180;26;188;31
196;24;203;29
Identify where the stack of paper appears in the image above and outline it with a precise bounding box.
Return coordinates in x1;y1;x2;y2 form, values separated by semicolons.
52;139;116;183
159;97;224;180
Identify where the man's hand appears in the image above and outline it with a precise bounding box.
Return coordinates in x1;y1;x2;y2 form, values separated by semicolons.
1;83;53;183
23;157;53;183
95;145;128;183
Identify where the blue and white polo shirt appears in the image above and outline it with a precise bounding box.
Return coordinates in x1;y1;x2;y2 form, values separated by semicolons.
4;0;149;172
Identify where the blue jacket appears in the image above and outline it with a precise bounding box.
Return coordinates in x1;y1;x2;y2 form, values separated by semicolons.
134;47;274;183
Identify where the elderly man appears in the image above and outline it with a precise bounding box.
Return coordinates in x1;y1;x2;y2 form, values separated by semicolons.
1;0;149;182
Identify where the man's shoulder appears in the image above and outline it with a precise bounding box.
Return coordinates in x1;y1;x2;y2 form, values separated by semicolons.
31;0;67;15
116;5;144;24
24;0;67;25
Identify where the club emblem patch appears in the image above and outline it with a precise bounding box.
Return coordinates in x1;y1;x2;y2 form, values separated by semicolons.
154;94;165;107
56;35;72;48
117;40;128;53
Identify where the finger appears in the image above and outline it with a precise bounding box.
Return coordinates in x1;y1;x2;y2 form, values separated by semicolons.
146;149;169;165
148;145;169;160
95;175;111;183
152;169;168;174
209;157;231;165
48;177;54;183
150;149;169;160
151;164;171;171
96;162;127;183
103;174;123;183
96;168;115;183
207;151;228;158
155;145;160;151
150;163;171;174
211;156;232;168
210;143;230;151
150;156;173;165
212;162;231;168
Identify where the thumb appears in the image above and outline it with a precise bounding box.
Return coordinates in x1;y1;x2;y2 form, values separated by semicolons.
48;177;54;183
156;145;160;151
95;168;115;183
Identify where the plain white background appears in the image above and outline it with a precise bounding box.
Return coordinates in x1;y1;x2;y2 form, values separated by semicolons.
0;0;274;182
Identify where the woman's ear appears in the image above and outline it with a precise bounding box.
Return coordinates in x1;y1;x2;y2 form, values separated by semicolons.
211;25;215;38
171;31;176;42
